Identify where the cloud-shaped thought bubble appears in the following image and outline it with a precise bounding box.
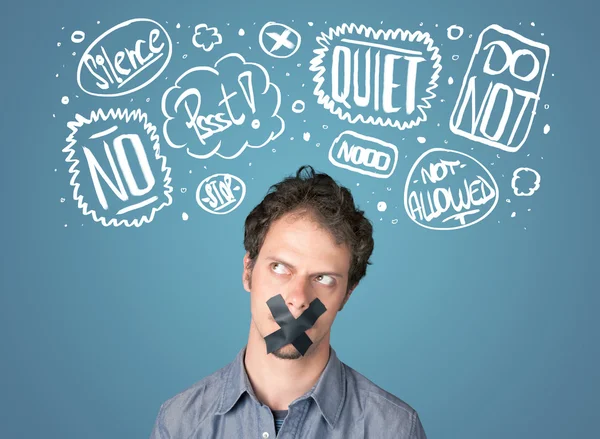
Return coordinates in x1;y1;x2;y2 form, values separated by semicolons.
161;53;285;160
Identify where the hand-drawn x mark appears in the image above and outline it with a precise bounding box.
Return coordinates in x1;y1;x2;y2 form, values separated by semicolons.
266;29;296;52
264;294;327;356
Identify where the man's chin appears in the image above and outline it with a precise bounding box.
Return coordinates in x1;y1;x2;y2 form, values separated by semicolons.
271;345;303;360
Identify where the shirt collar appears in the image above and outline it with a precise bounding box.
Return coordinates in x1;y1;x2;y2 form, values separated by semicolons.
216;345;346;428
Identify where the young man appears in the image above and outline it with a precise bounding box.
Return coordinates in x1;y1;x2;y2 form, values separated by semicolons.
150;165;427;438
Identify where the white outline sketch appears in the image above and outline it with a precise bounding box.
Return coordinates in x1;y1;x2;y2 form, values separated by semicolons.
196;173;246;215
63;108;173;227
511;167;541;196
403;148;499;230
77;18;172;98
310;23;442;130
71;30;85;44
259;22;301;58
161;52;285;160
449;24;550;152
291;99;305;113
447;25;464;40
192;24;222;52
329;130;398;179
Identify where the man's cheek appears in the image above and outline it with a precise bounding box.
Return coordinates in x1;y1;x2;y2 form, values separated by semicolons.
255;268;282;289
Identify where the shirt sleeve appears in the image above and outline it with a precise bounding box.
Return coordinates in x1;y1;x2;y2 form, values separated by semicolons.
409;410;427;439
149;403;170;439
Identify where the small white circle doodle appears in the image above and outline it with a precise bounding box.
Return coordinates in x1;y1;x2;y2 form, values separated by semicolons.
292;100;305;113
452;54;459;61
71;30;85;44
447;25;464;40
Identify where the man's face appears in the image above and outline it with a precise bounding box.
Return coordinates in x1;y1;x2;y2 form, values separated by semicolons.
242;211;354;360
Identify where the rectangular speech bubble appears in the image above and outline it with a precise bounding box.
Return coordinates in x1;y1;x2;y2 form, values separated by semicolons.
449;24;550;152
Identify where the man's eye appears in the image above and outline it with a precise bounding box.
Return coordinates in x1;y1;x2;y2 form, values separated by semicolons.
316;275;335;286
272;263;288;274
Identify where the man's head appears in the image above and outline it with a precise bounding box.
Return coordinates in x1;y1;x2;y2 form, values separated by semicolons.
242;165;374;360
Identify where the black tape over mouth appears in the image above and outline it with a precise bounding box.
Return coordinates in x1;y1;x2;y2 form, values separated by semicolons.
264;294;327;356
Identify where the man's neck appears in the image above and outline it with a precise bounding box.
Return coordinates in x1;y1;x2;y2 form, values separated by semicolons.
243;323;331;411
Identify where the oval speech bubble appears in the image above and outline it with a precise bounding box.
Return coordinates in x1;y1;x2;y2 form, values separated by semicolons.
196;173;246;215
404;148;499;230
77;18;172;97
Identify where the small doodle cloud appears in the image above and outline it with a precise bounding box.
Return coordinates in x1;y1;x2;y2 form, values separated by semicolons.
511;167;541;197
192;24;222;52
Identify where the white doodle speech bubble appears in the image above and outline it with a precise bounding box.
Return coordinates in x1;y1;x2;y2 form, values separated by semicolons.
77;18;172;97
404;148;499;230
449;25;550;152
63;108;173;227
259;22;301;59
196;173;246;215
511;167;541;196
161;53;285;160
310;23;442;130
329;130;398;179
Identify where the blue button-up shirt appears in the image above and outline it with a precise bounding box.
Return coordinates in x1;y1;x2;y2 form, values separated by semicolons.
150;345;427;438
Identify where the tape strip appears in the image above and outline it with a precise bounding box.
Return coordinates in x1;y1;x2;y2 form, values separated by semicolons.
264;294;327;356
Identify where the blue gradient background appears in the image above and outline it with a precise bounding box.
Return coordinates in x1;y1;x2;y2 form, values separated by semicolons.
1;0;598;438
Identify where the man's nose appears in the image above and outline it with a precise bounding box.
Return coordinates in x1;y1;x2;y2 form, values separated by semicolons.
284;276;312;316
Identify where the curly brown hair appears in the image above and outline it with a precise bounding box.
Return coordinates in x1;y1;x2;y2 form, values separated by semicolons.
243;165;374;298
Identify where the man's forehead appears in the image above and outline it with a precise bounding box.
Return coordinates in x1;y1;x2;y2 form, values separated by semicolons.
260;237;350;272
267;211;335;241
258;212;351;266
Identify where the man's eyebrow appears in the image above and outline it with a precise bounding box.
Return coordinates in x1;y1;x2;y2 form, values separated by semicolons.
264;256;345;278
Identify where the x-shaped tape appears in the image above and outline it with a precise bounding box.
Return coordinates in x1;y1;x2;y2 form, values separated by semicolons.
264;294;327;356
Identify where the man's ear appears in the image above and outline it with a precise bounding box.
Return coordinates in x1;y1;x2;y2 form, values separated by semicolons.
242;252;252;293
339;283;357;311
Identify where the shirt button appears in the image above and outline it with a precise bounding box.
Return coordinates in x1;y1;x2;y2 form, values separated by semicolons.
262;433;269;438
